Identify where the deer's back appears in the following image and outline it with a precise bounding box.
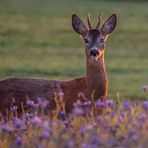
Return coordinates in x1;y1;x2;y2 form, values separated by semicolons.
0;77;86;113
0;77;57;112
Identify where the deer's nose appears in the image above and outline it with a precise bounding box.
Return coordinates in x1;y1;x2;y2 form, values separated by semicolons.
90;49;99;57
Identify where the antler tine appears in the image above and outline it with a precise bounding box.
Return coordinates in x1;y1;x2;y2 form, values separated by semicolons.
96;12;103;29
86;10;92;29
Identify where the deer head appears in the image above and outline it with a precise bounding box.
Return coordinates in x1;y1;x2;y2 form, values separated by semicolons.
72;12;117;62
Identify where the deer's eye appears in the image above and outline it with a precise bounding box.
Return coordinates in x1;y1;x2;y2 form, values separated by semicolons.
84;39;89;44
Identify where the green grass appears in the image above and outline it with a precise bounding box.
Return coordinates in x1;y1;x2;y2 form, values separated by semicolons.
0;0;148;99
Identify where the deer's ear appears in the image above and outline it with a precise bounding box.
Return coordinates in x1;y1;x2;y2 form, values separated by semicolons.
72;14;88;35
101;13;117;36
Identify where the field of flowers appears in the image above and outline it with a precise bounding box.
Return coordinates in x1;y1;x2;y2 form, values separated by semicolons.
0;86;148;148
0;0;148;147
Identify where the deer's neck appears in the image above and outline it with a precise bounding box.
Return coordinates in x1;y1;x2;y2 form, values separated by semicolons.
85;56;108;100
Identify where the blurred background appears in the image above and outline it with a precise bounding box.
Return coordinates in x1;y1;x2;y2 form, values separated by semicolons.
0;0;147;99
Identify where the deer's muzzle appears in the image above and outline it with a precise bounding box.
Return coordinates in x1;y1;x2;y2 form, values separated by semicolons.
90;49;99;57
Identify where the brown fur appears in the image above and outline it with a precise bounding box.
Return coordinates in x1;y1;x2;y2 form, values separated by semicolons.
0;77;86;113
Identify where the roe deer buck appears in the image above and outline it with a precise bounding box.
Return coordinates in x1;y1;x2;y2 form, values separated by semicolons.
0;12;117;114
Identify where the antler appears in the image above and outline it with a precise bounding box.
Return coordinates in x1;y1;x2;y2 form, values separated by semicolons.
96;12;103;29
86;10;92;29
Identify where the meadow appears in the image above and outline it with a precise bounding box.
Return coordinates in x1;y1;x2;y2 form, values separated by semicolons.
0;0;148;147
0;96;148;148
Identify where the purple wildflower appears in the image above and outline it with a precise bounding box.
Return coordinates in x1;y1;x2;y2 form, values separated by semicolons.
141;84;148;92
43;121;51;130
13;118;22;128
31;116;42;126
131;135;138;142
62;120;69;127
58;90;64;101
59;111;66;120
40;99;49;108
80;128;86;137
76;100;82;106
26;100;34;106
96;116;105;123
73;107;84;116
128;128;135;137
121;112;126;118
91;144;99;148
42;130;50;139
81;143;91;148
107;99;114;107
2;124;14;133
123;101;131;110
60;111;66;117
36;97;49;108
118;115;123;123
96;100;106;108
83;101;91;107
85;124;94;130
90;135;99;144
10;106;18;113
24;113;34;123
33;103;40;110
142;101;148;110
20;125;27;132
65;140;74;147
58;91;64;98
138;113;147;122
26;100;36;109
15;136;23;145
